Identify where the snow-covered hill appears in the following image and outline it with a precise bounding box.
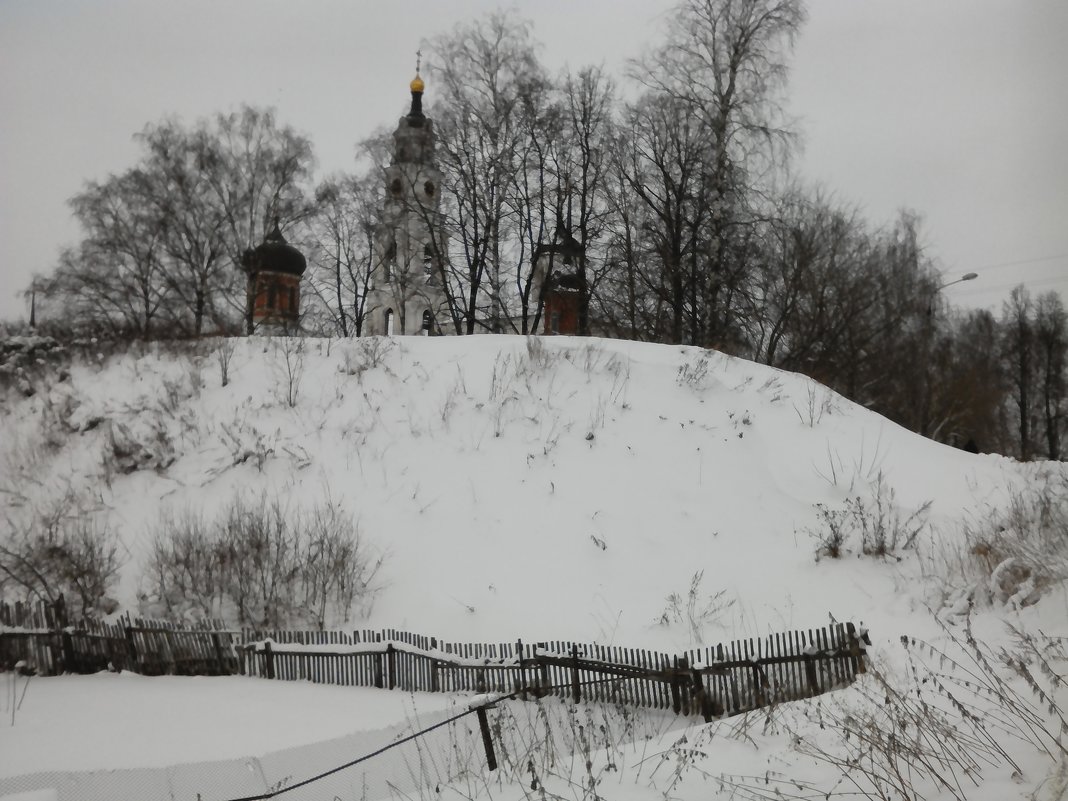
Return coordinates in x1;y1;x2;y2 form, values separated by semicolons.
1;334;1065;799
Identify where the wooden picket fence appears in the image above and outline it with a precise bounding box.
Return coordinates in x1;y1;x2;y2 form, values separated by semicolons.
0;599;868;720
237;623;868;719
0;599;238;677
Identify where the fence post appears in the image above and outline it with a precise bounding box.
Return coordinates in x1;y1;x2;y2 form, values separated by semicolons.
691;669;716;722
476;706;498;771
263;641;275;680
387;643;396;690
52;595;69;629
669;657;681;715
804;651;820;695
515;639;525;696
570;645;581;703
60;630;76;675
124;624;139;673
538;646;549;696
751;662;767;708
846;622;866;675
210;632;227;675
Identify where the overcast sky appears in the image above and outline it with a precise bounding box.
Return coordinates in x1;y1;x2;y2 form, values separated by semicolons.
2;0;1066;324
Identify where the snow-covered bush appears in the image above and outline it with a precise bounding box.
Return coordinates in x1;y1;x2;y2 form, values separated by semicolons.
788;617;1066;801
810;502;849;559
213;337;237;387
959;466;1068;608
676;350;714;389
657;570;736;645
140;492;383;628
339;336;395;378
0;497;122;618
270;336;305;408
106;417;176;474
809;472;930;560
793;381;838;426
0;333;69;399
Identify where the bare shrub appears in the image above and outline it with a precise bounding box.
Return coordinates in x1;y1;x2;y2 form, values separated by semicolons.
219;495;300;627
271;336;305;407
565;341;621;377
956;466;1068;608
339;337;396;378
523;335;554;370
140;509;229;620
852;472;931;556
0;498;122;618
657;570;736;645
788;616;1067;801
141;492;382;628
298;500;383;629
809;502;849;559
214;337;237;387
218;419;275;471
0;334;69;399
793;382;838;427
690;614;1065;801
106;417;176;474
676;351;712;388
808;472;930;560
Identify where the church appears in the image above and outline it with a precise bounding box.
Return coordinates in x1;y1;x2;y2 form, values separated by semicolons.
246;69;584;337
362;71;450;336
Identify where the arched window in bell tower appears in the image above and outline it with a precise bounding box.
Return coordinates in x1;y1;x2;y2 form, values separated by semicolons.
423;243;434;275
421;309;433;335
384;308;395;336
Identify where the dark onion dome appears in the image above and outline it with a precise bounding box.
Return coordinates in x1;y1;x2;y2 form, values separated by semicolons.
552;271;583;291
241;221;307;277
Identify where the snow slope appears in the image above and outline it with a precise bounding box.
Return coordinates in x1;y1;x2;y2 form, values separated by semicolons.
1;334;1064;799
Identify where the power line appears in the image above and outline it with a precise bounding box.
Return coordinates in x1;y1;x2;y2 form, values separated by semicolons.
218;675;630;801
964;252;1068;274
953;274;1068;297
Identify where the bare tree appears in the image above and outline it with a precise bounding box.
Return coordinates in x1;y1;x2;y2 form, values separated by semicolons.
509;65;561;334
628;0;806;347
611;91;716;344
57;169;171;339
1034;291;1067;459
429;12;542;333
556;66;617;336
39;106;314;341
306;173;379;336
191;106;315;334
1003;286;1037;460
136;120;235;336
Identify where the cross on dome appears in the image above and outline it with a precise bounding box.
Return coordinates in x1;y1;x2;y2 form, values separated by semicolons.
410;49;424;93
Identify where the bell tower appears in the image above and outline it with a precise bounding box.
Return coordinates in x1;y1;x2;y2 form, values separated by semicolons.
364;64;449;336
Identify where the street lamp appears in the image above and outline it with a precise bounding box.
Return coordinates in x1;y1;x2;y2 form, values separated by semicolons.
937;272;978;290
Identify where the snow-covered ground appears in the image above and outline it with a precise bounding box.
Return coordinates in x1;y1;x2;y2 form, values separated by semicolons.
0;673;454;776
1;334;1065;800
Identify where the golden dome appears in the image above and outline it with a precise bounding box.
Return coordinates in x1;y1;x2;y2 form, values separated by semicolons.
410;73;425;93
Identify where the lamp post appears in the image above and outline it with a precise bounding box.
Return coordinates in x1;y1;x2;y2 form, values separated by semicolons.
937;272;978;291
917;271;979;437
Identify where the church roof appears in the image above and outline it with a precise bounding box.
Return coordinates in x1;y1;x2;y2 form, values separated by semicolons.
242;221;307;277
